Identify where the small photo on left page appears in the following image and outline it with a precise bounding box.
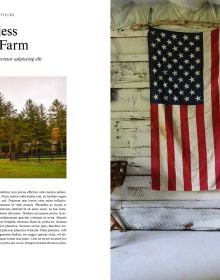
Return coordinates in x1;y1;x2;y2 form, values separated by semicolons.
0;76;66;178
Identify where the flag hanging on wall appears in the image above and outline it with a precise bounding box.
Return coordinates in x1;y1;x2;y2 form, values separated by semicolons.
148;27;220;191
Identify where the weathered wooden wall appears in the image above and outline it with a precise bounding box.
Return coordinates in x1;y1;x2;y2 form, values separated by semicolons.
111;30;150;179
111;3;220;230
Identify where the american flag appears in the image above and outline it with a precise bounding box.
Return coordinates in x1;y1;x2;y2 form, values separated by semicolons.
148;27;220;191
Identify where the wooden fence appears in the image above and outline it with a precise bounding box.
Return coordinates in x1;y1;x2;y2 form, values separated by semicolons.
9;152;66;162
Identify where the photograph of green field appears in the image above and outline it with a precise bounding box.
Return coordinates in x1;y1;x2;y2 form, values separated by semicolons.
0;159;66;178
0;77;66;178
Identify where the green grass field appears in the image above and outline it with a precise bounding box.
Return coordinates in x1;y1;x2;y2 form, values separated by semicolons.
0;159;66;178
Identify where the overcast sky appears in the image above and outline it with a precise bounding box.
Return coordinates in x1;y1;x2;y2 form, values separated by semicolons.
0;77;66;112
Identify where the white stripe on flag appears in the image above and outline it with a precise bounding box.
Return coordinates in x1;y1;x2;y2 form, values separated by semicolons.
188;106;200;191
172;106;184;191
203;30;216;190
158;104;168;190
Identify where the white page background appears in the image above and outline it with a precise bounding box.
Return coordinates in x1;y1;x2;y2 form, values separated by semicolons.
0;0;109;279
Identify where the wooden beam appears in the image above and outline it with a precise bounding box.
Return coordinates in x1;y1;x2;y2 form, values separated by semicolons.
111;89;150;112
111;54;148;62
112;186;220;201
112;37;148;56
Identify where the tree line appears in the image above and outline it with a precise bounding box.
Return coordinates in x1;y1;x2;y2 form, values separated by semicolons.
0;93;66;154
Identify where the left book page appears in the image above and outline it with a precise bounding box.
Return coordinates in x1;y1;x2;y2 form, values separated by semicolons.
0;1;73;280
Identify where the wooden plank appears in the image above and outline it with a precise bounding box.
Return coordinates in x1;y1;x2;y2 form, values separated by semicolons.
111;130;149;148
112;119;150;131
112;208;220;230
111;156;150;175
111;116;150;148
153;24;217;32
111;18;219;34
111;54;148;62
111;89;150;112
111;81;149;89
111;29;148;38
111;37;148;56
112;186;220;201
111;62;149;84
121;200;220;209
111;62;149;74
112;119;150;154
110;26;213;38
111;130;150;148
151;22;220;30
111;112;149;120
111;131;131;148
111;147;149;157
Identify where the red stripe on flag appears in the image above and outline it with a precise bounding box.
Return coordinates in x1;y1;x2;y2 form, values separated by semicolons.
196;104;208;190
211;29;220;189
151;104;160;190
165;105;176;191
180;105;192;191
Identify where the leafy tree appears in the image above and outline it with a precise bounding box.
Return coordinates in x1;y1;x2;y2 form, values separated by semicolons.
49;99;66;152
35;104;50;152
4;101;17;152
0;94;66;154
0;93;7;118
